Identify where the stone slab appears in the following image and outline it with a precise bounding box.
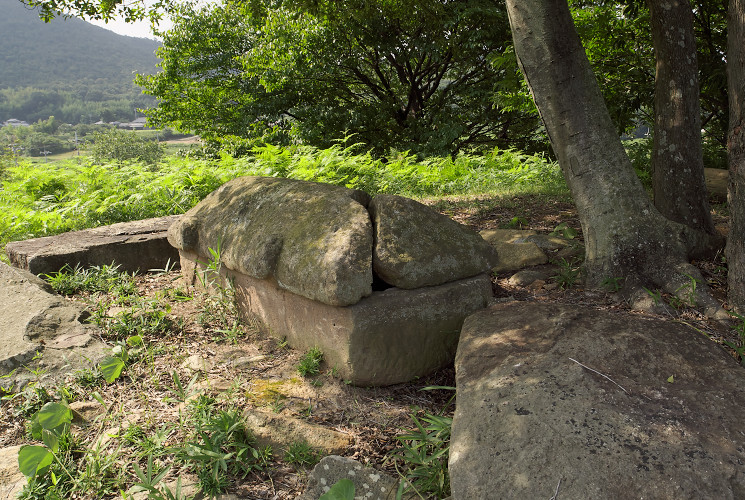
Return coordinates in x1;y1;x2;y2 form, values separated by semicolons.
243;408;353;459
5;215;180;275
450;302;745;500
0;262;106;390
300;456;409;500
179;250;494;386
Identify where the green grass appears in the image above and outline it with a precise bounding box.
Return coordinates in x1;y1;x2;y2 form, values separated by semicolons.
0;143;566;258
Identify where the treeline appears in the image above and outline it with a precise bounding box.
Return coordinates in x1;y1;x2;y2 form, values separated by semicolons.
0;86;155;124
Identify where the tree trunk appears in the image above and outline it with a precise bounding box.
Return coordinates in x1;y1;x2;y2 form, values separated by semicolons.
727;0;745;312
648;0;717;236
505;0;725;317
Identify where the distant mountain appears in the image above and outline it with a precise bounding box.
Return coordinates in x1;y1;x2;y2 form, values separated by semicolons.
0;0;160;89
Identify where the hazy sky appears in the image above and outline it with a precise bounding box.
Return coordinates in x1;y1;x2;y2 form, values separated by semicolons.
88;16;168;40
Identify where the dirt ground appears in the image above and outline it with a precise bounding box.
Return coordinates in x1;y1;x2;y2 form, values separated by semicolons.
0;193;739;499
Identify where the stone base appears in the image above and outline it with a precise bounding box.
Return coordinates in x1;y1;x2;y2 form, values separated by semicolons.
5;215;181;275
179;250;493;386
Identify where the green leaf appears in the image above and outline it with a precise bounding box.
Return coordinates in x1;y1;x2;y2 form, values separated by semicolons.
100;355;126;383
18;445;53;477
319;478;355;500
42;429;60;453
36;402;72;431
667;375;674;383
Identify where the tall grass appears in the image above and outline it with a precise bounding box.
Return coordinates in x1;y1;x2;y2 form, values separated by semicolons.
0;144;565;253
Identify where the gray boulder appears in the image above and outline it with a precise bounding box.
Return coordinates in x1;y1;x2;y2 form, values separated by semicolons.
450;302;745;500
371;195;499;288
168;176;373;307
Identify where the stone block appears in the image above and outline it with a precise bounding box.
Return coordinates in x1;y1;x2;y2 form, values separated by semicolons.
5;215;180;275
180;250;493;386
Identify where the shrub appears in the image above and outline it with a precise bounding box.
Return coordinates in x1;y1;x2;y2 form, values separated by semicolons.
89;129;165;164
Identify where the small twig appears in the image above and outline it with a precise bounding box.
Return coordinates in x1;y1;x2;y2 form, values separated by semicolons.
568;357;629;394
549;478;562;500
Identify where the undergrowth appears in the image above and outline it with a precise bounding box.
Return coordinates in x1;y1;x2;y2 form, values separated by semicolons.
1;144;566;257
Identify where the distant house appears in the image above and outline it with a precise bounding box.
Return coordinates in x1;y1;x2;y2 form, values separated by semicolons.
3;118;30;127
119;117;150;130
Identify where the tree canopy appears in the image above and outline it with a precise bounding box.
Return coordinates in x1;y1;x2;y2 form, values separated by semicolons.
136;0;543;157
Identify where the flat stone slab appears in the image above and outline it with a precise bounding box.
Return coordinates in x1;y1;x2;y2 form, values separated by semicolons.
6;215;180;275
180;250;494;386
0;262;106;390
300;456;410;500
450;302;745;499
244;408;353;459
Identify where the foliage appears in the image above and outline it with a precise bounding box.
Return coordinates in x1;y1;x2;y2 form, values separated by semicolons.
552;258;582;289
392;386;455;498
43;263;136;296
284;440;319;468
0;145;566;256
0;0;158;124
88;128;165;164
297;347;324;377
137;0;545;157
178;407;270;496
319;479;355;500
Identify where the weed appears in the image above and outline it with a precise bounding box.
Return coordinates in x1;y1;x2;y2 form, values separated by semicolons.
177;408;269;496
503;215;528;229
675;274;699;307
552;258;581;289
43;263;136;297
297;347;324;377
643;287;662;305
284;440;319;468
165;371;199;404
393;412;452;498
551;222;578;239
391;386;455;498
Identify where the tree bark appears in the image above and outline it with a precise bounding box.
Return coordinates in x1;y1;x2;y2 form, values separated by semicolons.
648;0;717;236
505;0;725;317
727;0;745;312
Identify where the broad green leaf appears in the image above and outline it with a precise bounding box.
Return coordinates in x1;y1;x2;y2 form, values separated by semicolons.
36;402;72;430
319;478;355;500
42;428;60;453
18;445;53;477
100;355;126;383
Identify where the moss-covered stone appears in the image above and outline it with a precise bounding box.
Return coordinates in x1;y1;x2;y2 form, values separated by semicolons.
168;176;373;306
370;194;499;288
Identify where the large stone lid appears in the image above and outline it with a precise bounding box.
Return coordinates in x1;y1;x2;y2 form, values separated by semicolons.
169;177;499;306
168;176;374;307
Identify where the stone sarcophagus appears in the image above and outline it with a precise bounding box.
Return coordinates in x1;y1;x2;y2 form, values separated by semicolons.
168;176;498;386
